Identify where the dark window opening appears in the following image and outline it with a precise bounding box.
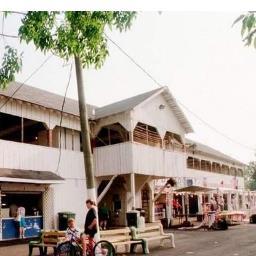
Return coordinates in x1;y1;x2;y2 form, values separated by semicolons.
0;112;48;146
95;123;129;147
1;192;43;217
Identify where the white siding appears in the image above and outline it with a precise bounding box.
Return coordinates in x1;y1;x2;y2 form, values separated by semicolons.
0;97;80;131
132;94;186;139
94;142;186;178
185;168;245;190
0;139;86;228
94;142;133;176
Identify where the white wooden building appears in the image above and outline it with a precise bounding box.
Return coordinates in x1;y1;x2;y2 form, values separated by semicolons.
0;82;250;239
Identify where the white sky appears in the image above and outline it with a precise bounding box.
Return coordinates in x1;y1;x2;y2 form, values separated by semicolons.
1;12;256;164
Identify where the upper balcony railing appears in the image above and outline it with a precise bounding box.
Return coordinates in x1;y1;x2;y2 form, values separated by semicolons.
0;139;186;180
0;139;84;179
94;141;186;178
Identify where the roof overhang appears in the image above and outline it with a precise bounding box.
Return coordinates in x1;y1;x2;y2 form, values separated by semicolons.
161;87;194;134
175;185;214;193
0;168;65;184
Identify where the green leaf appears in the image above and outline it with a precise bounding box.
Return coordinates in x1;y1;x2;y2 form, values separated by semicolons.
0;46;23;89
232;14;245;27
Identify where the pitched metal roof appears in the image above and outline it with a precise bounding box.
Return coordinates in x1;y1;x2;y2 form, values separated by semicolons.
161;87;194;133
95;86;194;133
94;88;161;119
185;138;246;166
0;168;65;184
0;82;96;118
0;83;193;133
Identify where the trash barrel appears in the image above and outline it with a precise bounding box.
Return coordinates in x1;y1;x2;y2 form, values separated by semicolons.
58;212;76;230
250;214;256;224
126;211;139;227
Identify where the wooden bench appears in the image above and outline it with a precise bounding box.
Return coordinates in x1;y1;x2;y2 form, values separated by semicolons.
130;223;175;254
100;227;146;254
29;230;66;256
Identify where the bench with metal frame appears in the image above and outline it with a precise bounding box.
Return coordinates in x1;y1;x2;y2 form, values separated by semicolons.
28;230;66;256
130;223;175;254
99;227;146;254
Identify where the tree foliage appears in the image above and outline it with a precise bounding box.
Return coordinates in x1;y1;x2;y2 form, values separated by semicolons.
233;12;256;47
244;161;256;190
0;46;22;89
0;11;136;89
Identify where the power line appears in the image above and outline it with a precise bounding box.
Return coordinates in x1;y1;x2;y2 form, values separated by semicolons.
104;33;162;88
106;33;255;152
0;54;53;111
56;63;73;174
0;33;18;39
178;101;254;151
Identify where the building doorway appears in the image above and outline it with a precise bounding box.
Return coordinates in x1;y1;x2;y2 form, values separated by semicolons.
141;184;151;222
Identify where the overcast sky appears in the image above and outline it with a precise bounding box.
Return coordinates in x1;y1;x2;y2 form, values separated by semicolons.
1;12;256;164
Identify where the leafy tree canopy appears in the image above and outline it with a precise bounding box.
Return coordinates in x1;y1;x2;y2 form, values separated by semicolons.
233;12;256;47
244;161;256;190
0;11;136;89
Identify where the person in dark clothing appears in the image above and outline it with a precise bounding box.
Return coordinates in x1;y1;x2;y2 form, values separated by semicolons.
99;202;110;230
81;199;97;256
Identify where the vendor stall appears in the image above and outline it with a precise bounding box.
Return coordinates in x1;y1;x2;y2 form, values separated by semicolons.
0;168;65;240
1;191;43;240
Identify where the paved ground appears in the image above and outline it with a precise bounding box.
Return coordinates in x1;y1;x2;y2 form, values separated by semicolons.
1;224;256;256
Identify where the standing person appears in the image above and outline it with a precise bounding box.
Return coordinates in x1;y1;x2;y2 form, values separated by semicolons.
99;202;109;230
210;197;217;211
172;199;177;218
231;195;235;211
218;196;224;211
15;207;26;239
81;199;97;256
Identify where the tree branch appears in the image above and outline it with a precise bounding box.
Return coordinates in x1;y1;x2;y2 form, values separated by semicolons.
11;11;26;15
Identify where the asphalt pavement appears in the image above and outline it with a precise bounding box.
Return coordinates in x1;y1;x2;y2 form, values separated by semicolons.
0;223;256;256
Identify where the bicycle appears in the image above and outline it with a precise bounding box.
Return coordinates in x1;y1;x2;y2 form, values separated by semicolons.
56;239;115;256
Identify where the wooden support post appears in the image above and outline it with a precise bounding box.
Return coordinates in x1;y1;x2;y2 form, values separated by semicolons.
0;190;2;240
48;129;53;147
108;127;111;145
131;173;136;209
21;117;24;143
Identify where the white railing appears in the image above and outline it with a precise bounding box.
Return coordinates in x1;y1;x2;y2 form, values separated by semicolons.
0;139;187;179
0;139;84;179
94;141;186;177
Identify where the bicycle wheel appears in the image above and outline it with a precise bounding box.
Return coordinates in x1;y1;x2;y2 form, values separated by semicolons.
93;240;115;256
56;241;72;256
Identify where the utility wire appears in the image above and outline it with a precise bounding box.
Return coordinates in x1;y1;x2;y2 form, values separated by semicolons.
104;33;162;88
0;54;53;111
106;33;254;152
0;33;18;39
56;63;73;174
176;101;254;151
